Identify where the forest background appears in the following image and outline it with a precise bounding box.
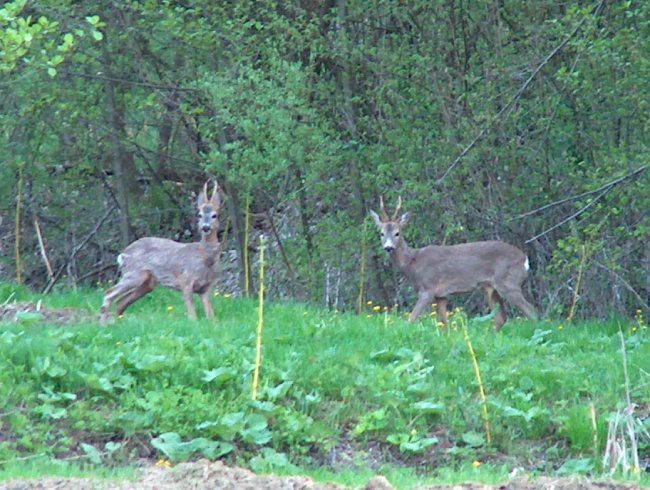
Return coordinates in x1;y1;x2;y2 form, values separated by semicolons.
1;0;648;319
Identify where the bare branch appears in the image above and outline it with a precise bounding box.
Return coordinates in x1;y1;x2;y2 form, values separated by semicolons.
514;165;647;220
525;186;612;244
436;0;606;185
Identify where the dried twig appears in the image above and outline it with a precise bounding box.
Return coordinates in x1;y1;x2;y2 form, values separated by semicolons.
33;215;54;280
43;205;116;294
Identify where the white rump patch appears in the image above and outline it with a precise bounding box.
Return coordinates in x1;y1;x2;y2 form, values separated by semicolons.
524;257;530;271
117;254;124;267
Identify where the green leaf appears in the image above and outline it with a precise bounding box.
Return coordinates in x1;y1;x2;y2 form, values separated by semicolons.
400;437;438;453
92;30;103;41
86;15;100;25
556;458;593;476
151;432;230;462
240;413;272;445
104;441;122;454
15;311;43;324
412;400;445;415
80;443;102;464
47;67;56;77
264;380;293;400
461;431;486;448
201;367;236;386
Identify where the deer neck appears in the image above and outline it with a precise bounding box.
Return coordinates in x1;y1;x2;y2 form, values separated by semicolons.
393;240;417;271
200;229;220;250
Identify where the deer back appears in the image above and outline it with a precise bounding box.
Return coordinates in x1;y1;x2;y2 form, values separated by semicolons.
407;240;527;295
119;237;221;294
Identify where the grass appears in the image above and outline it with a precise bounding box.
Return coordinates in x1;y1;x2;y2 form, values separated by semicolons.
0;282;648;488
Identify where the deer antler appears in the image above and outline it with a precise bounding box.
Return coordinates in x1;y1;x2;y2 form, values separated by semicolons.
211;180;221;207
392;196;402;220
203;181;210;201
379;196;389;220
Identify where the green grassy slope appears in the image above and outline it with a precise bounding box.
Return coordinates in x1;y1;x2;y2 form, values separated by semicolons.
0;283;647;486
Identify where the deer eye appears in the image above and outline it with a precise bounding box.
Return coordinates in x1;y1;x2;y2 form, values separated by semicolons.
395;232;400;237
212;213;217;219
380;232;385;237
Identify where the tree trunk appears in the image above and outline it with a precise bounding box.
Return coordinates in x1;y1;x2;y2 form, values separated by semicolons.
102;40;137;247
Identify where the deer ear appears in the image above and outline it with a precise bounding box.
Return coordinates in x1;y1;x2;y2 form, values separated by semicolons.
210;182;221;208
197;191;207;208
399;212;411;226
369;210;382;227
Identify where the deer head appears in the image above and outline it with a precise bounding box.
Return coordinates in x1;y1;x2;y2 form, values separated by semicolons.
196;180;221;238
369;196;411;253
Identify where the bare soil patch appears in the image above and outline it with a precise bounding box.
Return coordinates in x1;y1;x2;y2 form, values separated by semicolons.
0;301;87;325
1;460;643;490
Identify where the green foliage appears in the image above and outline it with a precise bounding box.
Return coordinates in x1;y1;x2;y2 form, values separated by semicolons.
0;286;648;482
0;0;647;322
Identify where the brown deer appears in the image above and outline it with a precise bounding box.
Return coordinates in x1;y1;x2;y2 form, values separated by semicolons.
100;181;222;325
370;196;537;330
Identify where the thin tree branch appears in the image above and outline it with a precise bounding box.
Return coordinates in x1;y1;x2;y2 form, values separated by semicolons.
525;186;612;244
513;165;648;220
436;0;606;185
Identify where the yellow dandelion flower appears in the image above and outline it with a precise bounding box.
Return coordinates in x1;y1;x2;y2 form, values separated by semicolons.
118;314;125;320
367;300;373;306
558;324;564;330
214;291;221;297
223;293;232;298
410;428;417;436
366;314;372;319
372;305;381;312
167;305;174;312
436;322;445;328
636;309;642;315
472;460;482;468
631;326;637;332
155;459;172;468
431;303;437;308
430;311;437;317
383;306;389;311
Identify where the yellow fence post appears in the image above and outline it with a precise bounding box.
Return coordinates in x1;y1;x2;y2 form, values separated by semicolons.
252;235;266;401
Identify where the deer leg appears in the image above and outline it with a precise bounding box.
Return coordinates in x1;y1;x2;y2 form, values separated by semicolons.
100;273;146;325
496;286;538;321
200;291;215;320
485;287;507;330
436;297;448;326
408;290;434;322
115;273;156;316
182;288;198;320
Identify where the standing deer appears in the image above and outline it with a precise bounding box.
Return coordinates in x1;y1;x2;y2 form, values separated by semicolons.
100;181;222;325
370;197;537;330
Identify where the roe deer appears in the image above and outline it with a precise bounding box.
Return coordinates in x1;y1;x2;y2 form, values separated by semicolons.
100;181;222;324
370;196;537;330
